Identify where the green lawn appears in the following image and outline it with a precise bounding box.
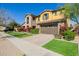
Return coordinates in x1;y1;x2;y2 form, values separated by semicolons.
6;31;32;38
43;39;78;56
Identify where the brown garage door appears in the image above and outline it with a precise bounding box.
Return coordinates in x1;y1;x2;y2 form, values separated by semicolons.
40;27;58;35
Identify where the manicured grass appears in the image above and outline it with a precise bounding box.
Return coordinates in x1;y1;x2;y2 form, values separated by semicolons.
6;31;32;38
43;39;78;56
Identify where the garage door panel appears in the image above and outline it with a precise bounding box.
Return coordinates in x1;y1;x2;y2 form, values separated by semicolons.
40;27;58;34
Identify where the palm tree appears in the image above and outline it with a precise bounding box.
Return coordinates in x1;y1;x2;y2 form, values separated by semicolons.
72;3;79;24
60;3;79;24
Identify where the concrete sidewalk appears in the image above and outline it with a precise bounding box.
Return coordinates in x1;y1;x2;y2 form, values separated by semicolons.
0;39;24;56
0;32;24;56
74;36;79;55
0;32;62;56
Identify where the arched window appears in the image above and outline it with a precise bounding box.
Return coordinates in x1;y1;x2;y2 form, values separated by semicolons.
27;17;29;24
43;13;49;20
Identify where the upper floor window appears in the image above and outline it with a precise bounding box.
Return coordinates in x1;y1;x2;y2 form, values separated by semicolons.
38;18;40;21
60;10;62;14
33;17;35;21
57;11;61;15
60;10;65;14
27;17;29;24
43;13;49;20
52;12;57;16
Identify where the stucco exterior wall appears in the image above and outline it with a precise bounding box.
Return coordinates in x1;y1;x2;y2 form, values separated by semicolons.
31;18;36;26
25;15;32;27
36;9;70;27
39;12;52;22
36;11;65;23
24;14;36;28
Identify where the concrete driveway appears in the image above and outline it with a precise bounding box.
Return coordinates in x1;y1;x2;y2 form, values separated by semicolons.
22;34;54;46
0;32;61;56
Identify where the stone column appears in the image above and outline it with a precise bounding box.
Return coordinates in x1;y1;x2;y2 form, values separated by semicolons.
58;23;60;35
67;18;70;27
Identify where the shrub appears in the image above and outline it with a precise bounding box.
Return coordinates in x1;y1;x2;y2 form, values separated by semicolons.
30;28;39;34
63;29;76;41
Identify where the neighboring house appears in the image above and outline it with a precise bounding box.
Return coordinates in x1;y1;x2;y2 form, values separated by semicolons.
0;25;6;31
72;24;79;35
22;14;36;29
0;20;6;31
14;26;21;32
36;8;70;35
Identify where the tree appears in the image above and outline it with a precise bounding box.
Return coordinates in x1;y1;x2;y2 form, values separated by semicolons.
0;9;14;26
59;4;79;24
72;3;79;24
0;9;6;26
8;20;20;30
0;9;20;31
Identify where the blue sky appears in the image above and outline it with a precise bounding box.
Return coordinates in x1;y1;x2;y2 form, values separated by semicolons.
0;3;64;24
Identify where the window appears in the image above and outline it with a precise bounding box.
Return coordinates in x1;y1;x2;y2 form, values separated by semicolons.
57;11;61;15
33;17;35;21
52;12;57;16
60;10;64;14
27;17;29;24
43;13;49;20
60;10;62;14
52;22;58;27
38;18;40;21
62;10;65;13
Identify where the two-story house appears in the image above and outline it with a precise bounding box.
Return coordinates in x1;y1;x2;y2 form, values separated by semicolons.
36;8;70;35
22;8;70;34
22;14;36;29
